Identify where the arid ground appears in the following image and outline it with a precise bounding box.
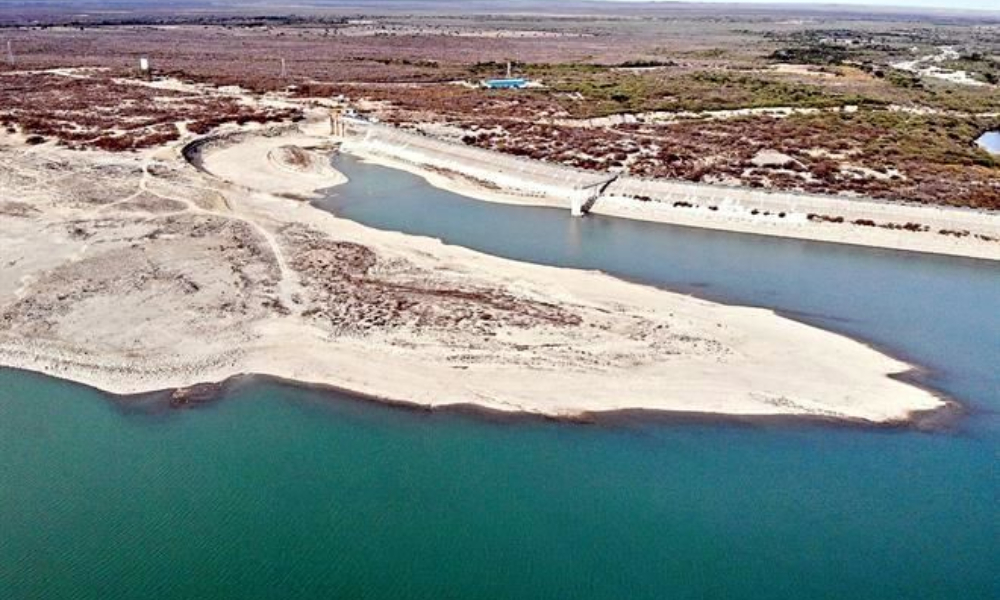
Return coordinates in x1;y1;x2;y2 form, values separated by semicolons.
3;1;998;207
1;1;996;423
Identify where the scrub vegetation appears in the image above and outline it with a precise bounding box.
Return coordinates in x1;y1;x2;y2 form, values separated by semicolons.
2;1;998;207
0;72;299;149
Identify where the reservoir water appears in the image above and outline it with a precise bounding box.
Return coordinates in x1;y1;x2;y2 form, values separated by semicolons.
976;130;1000;155
2;155;998;599
319;155;1000;416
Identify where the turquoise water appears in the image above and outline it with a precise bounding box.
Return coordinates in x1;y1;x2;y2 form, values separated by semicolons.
2;371;998;599
977;131;1000;155
2;156;999;599
320;155;1000;418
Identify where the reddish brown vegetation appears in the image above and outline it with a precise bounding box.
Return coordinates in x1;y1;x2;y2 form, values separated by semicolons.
5;19;997;207
0;24;639;92
460;112;1000;209
0;72;297;150
282;224;581;333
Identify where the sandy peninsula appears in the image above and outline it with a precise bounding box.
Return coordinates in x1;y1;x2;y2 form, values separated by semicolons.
0;119;949;425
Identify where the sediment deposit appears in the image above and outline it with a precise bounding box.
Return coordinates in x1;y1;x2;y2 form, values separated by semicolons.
0;121;950;424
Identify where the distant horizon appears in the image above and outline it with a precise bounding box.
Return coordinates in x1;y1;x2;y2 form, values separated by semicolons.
20;0;1000;11
3;0;998;19
624;0;998;12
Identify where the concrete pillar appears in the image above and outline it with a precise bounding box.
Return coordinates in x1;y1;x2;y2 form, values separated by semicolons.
330;114;347;138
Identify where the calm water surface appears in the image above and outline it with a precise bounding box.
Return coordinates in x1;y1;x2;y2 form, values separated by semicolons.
976;131;1000;155
1;155;998;599
320;155;1000;415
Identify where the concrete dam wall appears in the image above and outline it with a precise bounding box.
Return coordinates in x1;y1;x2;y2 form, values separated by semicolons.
606;177;1000;238
343;123;607;206
342;121;1000;243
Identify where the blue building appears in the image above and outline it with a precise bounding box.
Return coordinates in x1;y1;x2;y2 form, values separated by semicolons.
484;78;528;90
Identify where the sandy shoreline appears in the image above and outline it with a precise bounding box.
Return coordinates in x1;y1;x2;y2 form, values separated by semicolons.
2;364;957;431
0;122;955;425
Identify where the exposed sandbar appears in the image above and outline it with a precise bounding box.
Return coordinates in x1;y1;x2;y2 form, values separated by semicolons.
0;123;948;424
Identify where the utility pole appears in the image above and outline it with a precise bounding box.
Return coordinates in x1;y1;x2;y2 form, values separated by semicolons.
6;40;14;66
280;57;287;78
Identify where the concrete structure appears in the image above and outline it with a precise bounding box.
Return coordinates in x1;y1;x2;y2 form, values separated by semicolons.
484;78;528;89
343;122;605;213
329;109;348;137
483;61;529;89
336;121;1000;246
572;175;619;216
